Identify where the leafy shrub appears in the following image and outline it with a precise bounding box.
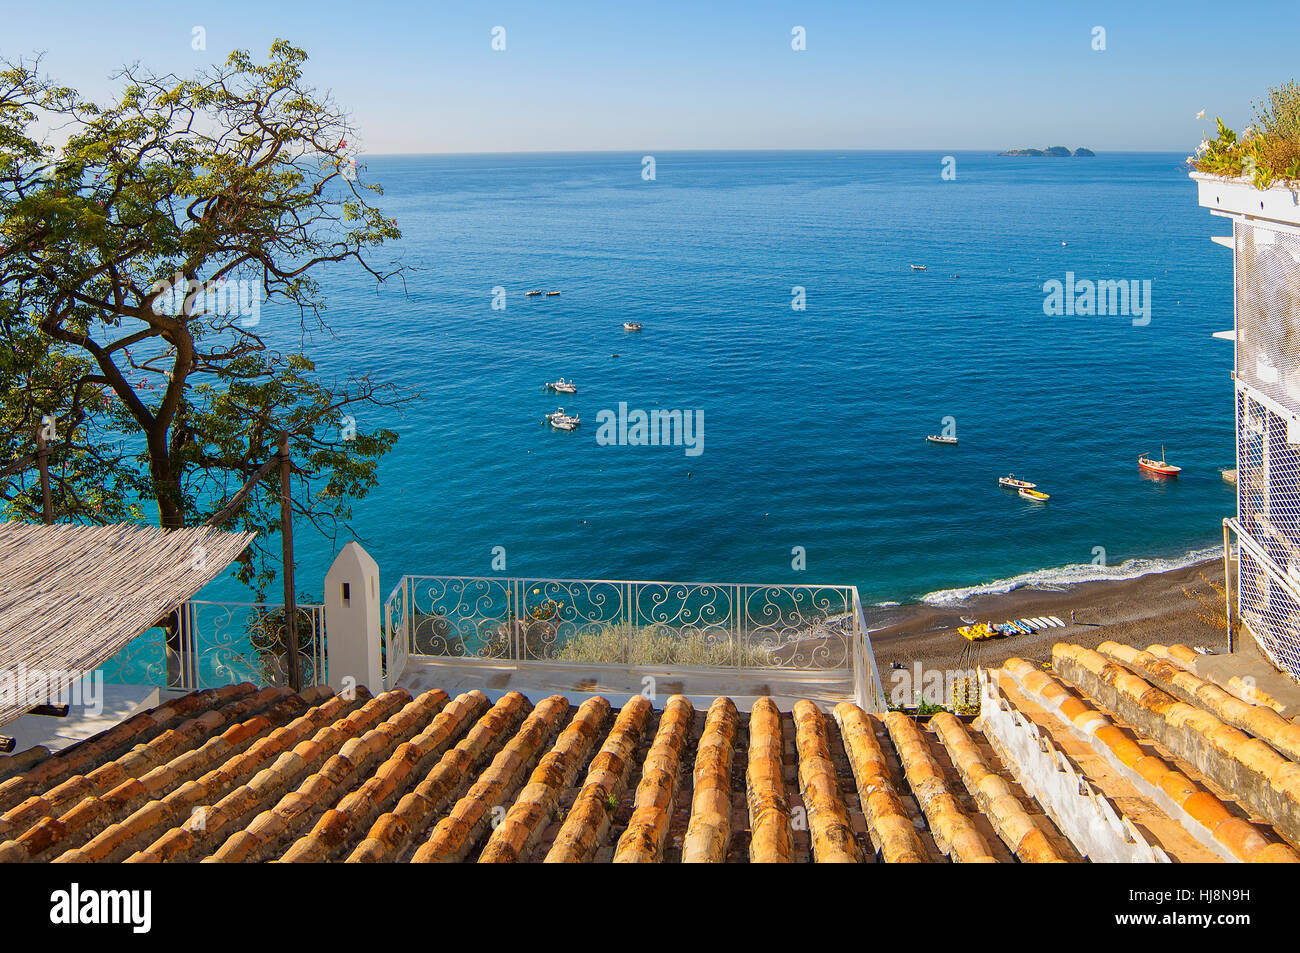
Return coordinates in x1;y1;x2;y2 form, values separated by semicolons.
1191;81;1300;188
554;625;776;667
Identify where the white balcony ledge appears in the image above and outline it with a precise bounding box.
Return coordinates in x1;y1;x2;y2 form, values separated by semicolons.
1192;171;1300;227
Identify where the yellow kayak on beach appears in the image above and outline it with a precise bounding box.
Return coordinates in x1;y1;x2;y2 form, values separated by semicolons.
958;622;995;641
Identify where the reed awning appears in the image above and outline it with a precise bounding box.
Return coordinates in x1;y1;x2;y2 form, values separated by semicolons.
0;522;254;727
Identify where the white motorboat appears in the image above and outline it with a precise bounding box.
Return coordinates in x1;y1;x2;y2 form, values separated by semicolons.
546;378;577;394
546;408;580;430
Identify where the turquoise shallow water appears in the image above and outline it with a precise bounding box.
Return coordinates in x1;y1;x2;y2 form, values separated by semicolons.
204;150;1235;607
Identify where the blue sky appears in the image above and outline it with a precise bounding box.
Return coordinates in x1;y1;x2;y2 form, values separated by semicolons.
3;0;1295;153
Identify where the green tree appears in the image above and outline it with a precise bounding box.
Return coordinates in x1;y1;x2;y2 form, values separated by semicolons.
0;41;409;593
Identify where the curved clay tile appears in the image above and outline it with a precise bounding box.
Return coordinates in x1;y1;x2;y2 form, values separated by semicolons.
14;689;363;864
1005;652;1300;863
833;702;925;863
205;690;442;862
883;711;995;863
681;697;741;863
481;695;611;864
929;712;1064;863
792;700;860;864
612;695;695;864
544;695;652;863
412;695;570;863
345;692;530;863
745;698;793;864
281;690;488;862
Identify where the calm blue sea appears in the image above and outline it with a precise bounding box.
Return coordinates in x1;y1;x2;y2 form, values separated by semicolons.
209;150;1236;608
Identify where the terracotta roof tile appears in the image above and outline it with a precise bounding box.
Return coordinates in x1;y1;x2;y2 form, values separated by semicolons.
413;694;569;863
8;639;1300;864
1005;649;1299;863
834;703;925;864
346;692;526;863
791;700;858;863
544;695;650;863
608;696;691;864
884;711;996;863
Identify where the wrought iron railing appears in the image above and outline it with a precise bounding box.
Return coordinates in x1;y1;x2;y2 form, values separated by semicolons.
383;579;410;689
100;600;328;692
382;575;886;710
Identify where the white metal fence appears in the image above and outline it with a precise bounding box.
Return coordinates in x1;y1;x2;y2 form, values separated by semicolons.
382;575;887;711
101;599;328;692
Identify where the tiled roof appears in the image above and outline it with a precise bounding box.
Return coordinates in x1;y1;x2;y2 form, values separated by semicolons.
1;639;1299;862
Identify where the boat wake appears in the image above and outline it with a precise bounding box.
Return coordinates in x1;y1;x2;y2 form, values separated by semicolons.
919;547;1222;607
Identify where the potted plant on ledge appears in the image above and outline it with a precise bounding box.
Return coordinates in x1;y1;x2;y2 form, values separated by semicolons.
1189;80;1300;216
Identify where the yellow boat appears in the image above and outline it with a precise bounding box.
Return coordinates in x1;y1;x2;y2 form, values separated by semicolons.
1018;488;1050;501
958;622;995;641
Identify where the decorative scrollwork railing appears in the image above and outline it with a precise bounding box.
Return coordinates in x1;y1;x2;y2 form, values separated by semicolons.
384;576;882;707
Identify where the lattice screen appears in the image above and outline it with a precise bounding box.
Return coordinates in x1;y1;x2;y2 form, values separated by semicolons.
1236;297;1300;680
1238;540;1300;679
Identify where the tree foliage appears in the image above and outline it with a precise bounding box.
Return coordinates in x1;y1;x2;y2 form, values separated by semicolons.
0;40;410;593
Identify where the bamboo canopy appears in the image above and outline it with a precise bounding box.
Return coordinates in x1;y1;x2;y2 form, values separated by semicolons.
0;522;255;727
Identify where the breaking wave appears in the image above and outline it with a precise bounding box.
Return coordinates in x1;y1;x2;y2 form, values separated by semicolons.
919;547;1222;607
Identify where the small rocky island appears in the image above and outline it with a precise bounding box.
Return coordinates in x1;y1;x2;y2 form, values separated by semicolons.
998;146;1095;157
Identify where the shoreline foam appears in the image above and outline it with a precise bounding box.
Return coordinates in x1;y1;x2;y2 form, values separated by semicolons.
916;545;1223;607
866;554;1229;674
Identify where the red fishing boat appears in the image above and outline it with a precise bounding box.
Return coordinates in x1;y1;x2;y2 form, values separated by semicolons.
1138;445;1181;477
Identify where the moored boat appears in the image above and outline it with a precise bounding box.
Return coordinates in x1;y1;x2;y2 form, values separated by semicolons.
545;408;580;430
1139;445;1181;476
1018;487;1050;501
925;434;958;445
525;290;543;297
546;291;561;296
622;321;642;331
998;474;1037;490
910;264;927;271
545;378;577;394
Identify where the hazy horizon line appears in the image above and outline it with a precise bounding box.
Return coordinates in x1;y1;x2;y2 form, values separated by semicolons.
355;147;1191;157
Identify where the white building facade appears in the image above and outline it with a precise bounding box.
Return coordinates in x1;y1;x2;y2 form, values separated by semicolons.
1196;173;1300;678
